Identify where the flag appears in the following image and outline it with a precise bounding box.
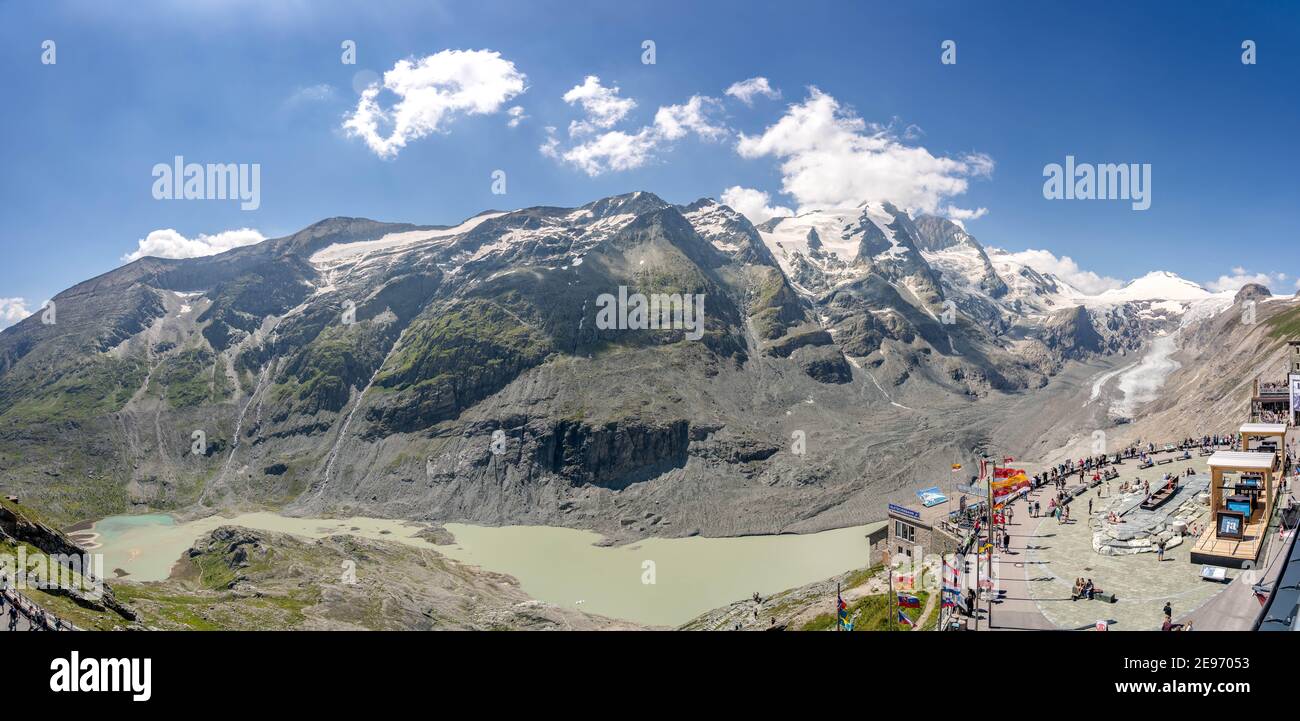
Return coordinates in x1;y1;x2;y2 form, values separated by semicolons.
836;591;849;629
1003;456;1015;463
951;463;962;471
897;609;915;627
897;594;921;608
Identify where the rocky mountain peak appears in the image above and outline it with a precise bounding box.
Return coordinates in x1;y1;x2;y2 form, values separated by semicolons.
1234;282;1272;304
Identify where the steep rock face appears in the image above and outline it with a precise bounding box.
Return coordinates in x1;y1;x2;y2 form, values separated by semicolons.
1042;305;1105;360
537;419;691;489
913;215;1008;298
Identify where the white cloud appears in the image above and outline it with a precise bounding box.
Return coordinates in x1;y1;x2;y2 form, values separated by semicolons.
343;49;526;158
543;126;659;175
0;297;32;330
944;205;988;222
544;81;728;176
721;186;793;225
735;87;992;216
724;77;780;105
654;95;727;141
997;248;1123;295
1205;267;1289;294
506;105;528;128
285;83;336;107
562;76;636;135
123;228;266;262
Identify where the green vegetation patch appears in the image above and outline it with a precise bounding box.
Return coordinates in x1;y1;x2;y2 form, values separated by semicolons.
0;355;147;423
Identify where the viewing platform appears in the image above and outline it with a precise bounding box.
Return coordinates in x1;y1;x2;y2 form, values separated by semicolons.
1189;450;1279;568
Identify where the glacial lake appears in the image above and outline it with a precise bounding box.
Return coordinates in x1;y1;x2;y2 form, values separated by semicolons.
76;512;880;626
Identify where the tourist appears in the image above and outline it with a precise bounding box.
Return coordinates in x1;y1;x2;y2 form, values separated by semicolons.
1157;540;1166;562
1088;498;1093;515
1163;601;1172;619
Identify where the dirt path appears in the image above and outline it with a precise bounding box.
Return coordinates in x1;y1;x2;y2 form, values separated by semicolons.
912;586;938;630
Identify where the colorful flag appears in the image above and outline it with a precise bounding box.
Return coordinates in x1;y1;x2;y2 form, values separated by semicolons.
897;609;915;627
836;592;849;629
897;594;921;608
951;463;962;471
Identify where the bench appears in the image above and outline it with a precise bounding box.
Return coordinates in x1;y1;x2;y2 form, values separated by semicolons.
1156;458;1174;465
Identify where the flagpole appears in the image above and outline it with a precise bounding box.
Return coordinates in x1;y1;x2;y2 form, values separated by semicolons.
836;581;841;632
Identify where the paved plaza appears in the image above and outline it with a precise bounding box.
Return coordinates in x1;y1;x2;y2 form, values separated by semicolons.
976;451;1293;631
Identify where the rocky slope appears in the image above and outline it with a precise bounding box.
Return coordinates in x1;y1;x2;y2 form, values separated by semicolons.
114;526;641;630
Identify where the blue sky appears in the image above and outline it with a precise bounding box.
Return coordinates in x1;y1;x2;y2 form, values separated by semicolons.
2;0;1298;326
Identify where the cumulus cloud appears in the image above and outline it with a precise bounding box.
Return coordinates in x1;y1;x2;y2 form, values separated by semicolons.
506;105;528;128
653;95;727;141
944;205;988;222
123;228;266;262
997;248;1123;295
542;126;659;175
562;76;636;135
543;79;728;176
724;77;781;105
0;297;32;330
721;186;793;225
735;88;992;216
1205;267;1289;294
343;49;526;158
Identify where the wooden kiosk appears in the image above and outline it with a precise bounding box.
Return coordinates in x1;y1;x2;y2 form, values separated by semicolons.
1190;450;1279;567
1240;422;1287;454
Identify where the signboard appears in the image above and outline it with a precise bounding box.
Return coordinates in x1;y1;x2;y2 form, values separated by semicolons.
1216;510;1244;539
888;503;921;520
956;483;983;495
916;486;948;507
1290;373;1300;423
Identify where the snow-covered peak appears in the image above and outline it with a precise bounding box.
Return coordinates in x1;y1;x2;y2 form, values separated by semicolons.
1093;271;1211;303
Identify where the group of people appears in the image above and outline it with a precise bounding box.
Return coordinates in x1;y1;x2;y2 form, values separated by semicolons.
1071;577;1101;600
0;574;68;632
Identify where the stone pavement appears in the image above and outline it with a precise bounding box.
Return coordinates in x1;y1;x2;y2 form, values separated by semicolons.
974;453;1246;631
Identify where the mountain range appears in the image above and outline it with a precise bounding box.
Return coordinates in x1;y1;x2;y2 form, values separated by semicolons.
2;191;1296;539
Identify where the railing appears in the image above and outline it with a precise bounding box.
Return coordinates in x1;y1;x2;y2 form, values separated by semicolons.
0;583;79;631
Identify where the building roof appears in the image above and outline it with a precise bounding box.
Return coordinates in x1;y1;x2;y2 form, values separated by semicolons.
1256;526;1300;631
887;498;954;526
1207;451;1277;471
1240;422;1288;435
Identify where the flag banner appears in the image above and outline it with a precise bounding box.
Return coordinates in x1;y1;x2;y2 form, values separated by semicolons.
993;467;1025;479
897;594;921;608
897;609;915;627
992;471;1029;501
